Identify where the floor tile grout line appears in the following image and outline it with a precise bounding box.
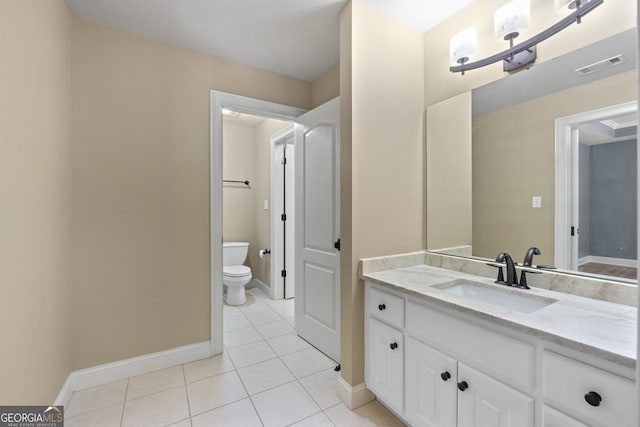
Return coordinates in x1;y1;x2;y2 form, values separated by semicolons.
188;394;248;420
181;364;194;421
119;378;129;427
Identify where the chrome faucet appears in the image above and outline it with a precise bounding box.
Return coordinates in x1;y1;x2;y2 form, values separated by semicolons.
495;252;518;286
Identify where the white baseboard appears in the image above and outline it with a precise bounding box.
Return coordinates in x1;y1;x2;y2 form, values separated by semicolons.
251;278;272;298
55;341;211;407
336;377;375;410
54;374;74;408
579;255;637;268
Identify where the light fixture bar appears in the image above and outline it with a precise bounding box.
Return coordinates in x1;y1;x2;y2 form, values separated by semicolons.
450;0;603;74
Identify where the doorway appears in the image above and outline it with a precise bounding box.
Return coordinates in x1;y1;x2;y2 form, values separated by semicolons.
555;101;638;280
211;92;341;363
210;92;305;355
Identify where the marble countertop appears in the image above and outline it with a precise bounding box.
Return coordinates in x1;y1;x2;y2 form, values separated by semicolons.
363;264;637;369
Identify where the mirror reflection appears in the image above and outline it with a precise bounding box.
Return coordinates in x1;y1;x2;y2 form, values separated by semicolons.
432;28;638;283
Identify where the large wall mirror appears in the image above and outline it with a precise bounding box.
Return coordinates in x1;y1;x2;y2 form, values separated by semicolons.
429;28;638;284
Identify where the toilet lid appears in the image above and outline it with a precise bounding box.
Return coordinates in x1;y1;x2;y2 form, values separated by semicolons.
223;265;251;277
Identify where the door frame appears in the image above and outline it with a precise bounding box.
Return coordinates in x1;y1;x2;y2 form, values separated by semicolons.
210;91;305;355
554;100;637;270
270;125;295;300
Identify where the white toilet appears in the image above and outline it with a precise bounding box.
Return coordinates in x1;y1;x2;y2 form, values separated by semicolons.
223;242;252;305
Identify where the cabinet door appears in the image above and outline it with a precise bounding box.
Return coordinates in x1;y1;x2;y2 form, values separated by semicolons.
366;317;404;412
405;337;457;427
457;363;533;427
542;406;589;427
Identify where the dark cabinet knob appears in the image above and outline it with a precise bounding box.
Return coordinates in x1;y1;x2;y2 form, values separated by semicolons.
457;381;469;391
389;342;398;350
440;371;451;381
378;304;386;311
584;391;602;407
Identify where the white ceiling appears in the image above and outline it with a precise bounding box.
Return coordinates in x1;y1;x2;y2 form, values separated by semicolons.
579;114;638;146
64;0;474;82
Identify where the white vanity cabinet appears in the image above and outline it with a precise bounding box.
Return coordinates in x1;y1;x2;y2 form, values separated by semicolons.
365;282;533;427
405;341;533;427
404;301;533;427
364;280;635;427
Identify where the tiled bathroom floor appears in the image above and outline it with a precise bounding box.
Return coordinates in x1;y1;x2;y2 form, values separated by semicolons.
64;288;406;427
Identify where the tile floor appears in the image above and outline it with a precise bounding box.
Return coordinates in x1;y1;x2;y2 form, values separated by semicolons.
64;288;406;427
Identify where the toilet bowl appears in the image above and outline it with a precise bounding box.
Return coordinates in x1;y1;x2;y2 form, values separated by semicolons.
223;242;252;305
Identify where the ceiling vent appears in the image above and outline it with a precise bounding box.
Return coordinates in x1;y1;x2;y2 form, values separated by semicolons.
575;55;626;76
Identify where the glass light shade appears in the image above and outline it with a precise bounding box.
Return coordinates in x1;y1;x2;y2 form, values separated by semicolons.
450;28;478;65
555;0;586;12
494;0;530;40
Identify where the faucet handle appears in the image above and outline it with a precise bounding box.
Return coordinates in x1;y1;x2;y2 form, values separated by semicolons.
485;262;505;284
518;267;542;289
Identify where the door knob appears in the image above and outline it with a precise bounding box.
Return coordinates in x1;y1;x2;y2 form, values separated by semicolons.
441;371;451;381
457;381;469;391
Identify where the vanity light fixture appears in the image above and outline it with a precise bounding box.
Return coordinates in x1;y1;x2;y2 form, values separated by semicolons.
449;0;604;75
449;28;478;74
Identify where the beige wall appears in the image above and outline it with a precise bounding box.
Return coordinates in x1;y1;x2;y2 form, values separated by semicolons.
70;18;312;369
473;71;637;265
312;63;340;108
426;92;472;250
424;0;636;106
340;0;424;386
0;0;71;403
223;122;258;248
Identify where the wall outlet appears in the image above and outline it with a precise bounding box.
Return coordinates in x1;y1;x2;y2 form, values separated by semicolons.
532;196;542;208
264;200;269;210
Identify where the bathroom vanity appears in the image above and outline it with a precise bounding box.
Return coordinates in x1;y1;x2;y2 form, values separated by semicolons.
361;254;637;427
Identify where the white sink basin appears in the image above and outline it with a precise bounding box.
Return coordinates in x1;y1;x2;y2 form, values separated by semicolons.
435;280;556;314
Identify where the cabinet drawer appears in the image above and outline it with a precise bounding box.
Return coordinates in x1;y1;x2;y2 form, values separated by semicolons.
406;301;534;390
542;406;588;427
542;351;636;427
367;285;405;329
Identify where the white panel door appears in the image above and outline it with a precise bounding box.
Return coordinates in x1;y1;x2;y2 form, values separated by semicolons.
405;337;457;427
457;363;533;427
294;97;340;362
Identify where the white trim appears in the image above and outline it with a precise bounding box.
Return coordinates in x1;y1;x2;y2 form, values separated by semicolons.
554;101;637;270
336;377;375;410
250;278;272;297
270;125;295;300
211;91;306;355
54;374;74;407
578;255;638;268
55;341;210;405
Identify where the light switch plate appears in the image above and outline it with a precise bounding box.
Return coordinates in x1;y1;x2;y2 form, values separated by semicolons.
264;200;269;210
532;196;542;208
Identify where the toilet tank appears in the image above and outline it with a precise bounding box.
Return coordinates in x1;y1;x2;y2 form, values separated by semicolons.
223;242;249;266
